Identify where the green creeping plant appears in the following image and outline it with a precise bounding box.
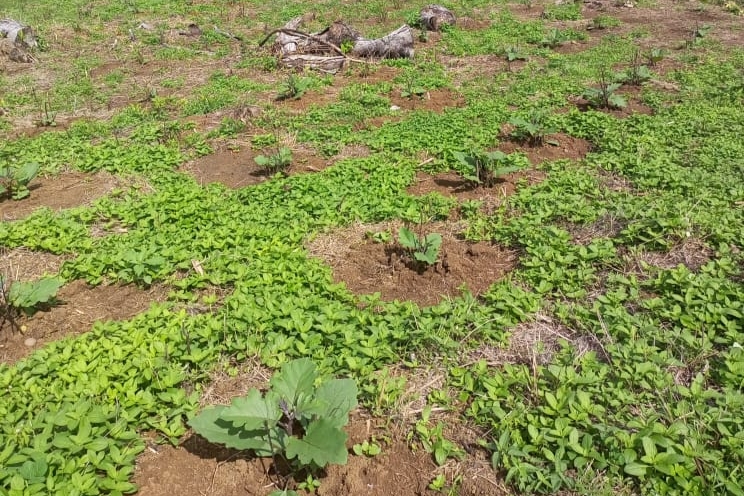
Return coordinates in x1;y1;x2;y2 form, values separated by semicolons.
0;162;40;200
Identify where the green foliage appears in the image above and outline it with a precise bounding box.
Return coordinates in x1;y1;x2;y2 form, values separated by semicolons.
452;150;526;187
412;406;466;466
503;45;528;63
0;162;39;200
539;28;566;48
508;110;558;146
588;15;620;30
277;74;312;101
582;77;628;109
645;48;667;66
352;439;382;457
254;146;293;175
398;226;442;266
6;277;64;315
190;358;357;485
614;51;653;86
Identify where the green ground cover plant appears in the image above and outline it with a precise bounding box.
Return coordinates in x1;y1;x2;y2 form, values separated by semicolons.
0;1;743;495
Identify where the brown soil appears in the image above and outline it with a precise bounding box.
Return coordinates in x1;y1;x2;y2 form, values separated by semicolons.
1;278;169;363
407;169;546;215
307;221;519;307
499;132;593;164
0;171;125;221
181;145;328;189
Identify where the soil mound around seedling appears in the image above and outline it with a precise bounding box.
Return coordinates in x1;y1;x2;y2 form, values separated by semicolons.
307;221;519;307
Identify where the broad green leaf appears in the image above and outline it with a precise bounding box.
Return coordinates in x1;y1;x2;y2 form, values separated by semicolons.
191;405;281;454
398;227;418;250
309;378;358;427
13;162;39;184
19;458;47;483
270;358;319;410
624;462;648;477
8;277;64;312
220;389;282;431
285;418;348;467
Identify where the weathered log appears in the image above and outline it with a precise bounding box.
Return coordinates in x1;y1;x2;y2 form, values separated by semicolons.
265;16;413;71
350;25;414;59
281;54;346;74
0;19;37;48
419;5;456;31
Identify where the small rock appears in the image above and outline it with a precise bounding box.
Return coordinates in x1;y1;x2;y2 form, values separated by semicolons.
390;105;401;111
24;337;37;347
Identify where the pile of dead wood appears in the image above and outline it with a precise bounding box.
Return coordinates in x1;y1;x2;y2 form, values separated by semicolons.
260;4;456;73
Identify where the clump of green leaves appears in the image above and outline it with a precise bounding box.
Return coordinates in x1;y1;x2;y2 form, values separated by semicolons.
0;162;40;200
400;76;426;99
255;147;293;175
1;275;63;332
614;51;653;86
411;406;466;466
277;74;311;101
189;358;358;494
588;15;620;30
582;72;627;109
645;47;666;66
540;28;565;48
452;150;524;187
398;226;442;267
508;110;557;146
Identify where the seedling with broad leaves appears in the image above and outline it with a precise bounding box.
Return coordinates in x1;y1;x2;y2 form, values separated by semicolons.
508;110;558;146
398;226;442;267
255;147;293;175
189;358;358;495
452;150;524;188
277;74;311;101
1;275;63;333
582;72;627;109
0;162;40;200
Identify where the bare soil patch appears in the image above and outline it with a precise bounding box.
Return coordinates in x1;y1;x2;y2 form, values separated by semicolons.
0;279;169;363
181;145;328;189
407;169;546;215
499;132;593;164
307;221;519;307
1;170;125;221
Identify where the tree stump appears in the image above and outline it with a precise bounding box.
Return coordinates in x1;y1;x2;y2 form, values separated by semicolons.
419;5;457;31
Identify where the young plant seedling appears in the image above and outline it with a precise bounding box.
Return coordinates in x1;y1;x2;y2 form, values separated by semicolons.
452;150;524;188
277;74;311;100
400;76;426;99
1;275;63;333
503;46;528;71
540;28;565;49
398;226;442;267
0;162;40;200
255;147;293;175
582;72;627;109
189;358;358;494
645;47;666;66
508;109;558;146
614;51;652;86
